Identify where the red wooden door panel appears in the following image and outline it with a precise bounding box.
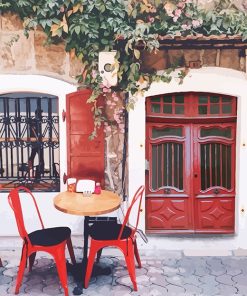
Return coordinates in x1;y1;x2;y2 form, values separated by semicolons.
146;198;191;231
146;123;193;231
193;123;236;233
195;199;235;232
66;89;104;186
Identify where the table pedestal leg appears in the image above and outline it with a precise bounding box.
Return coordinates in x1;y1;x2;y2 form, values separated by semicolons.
70;216;111;295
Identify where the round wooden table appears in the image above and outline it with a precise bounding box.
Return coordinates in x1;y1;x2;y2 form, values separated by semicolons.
53;190;121;295
54;190;121;216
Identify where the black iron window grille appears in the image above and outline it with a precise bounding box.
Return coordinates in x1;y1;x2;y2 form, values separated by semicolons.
0;93;60;192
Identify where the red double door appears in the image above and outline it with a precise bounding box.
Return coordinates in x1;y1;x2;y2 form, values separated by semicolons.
146;122;236;234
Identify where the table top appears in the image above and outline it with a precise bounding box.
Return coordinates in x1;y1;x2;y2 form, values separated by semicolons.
54;190;121;216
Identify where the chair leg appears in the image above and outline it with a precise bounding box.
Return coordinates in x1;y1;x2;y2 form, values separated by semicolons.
66;238;76;265
53;245;69;296
84;241;99;288
133;240;142;268
0;258;2;267
123;241;137;291
15;244;28;294
29;252;36;272
96;248;103;263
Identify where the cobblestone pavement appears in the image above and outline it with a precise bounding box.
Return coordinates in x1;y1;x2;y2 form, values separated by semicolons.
1;247;247;296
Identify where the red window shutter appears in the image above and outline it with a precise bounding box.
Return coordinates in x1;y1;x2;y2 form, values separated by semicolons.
66;89;105;186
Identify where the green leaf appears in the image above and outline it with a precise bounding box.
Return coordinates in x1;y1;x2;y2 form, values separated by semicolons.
75;26;80;35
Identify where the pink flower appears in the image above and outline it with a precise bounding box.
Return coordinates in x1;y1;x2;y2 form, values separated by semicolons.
173;16;178;22
118;124;125;130
192;19;202;28
92;70;97;79
103;87;111;93
177;2;185;9
182;23;191;30
174;9;182;17
148;16;155;23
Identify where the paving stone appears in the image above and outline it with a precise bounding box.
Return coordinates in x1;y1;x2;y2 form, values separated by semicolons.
165;274;184;286
0;274;12;285
149;274;168;287
162;265;179;276
0;284;12;296
232;273;247;285
217;283;238;296
177;257;195;275
200;283;220;295
199;274;218;285
236;284;247;295
3;266;17;277
206;257;227;276
25;285;46;294
114;266;130;277
95;274;114;286
216;273;235;285
183;283;203;295
117;274;150;288
194;265;211;277
166;283;186;294
182;274;201;286
132;284;170;296
162;257;179;267
87;283;132;296
43;283;63;295
146;266;164;275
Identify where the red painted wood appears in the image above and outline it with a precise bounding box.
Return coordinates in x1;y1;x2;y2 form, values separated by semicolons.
195;198;235;233
146;198;191;229
146;92;236;234
66;89;105;186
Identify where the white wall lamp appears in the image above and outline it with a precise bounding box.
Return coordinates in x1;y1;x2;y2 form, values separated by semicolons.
98;51;118;87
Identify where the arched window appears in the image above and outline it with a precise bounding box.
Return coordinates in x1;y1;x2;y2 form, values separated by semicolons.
0;93;59;192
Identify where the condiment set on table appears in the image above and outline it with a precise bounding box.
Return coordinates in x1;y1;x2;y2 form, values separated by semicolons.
67;178;101;196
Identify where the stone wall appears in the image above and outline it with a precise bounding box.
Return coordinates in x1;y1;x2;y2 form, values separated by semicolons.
0;12;82;83
141;48;246;73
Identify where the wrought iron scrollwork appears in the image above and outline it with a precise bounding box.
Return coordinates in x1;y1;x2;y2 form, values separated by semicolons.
0;95;60;192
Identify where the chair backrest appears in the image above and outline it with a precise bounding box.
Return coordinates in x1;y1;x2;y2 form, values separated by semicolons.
118;185;145;240
76;179;95;193
8;186;44;242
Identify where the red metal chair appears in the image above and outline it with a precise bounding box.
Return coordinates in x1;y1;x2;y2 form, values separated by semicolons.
8;186;76;296
84;185;145;291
